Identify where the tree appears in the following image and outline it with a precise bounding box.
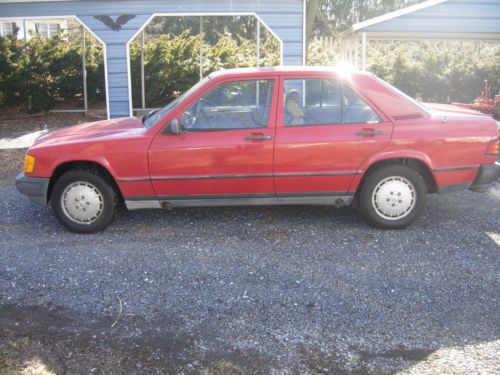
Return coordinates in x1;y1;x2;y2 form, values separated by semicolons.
306;0;323;55
305;0;426;63
307;0;425;38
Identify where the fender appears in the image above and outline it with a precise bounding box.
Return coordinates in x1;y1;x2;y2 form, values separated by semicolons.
50;156;117;179
349;149;435;193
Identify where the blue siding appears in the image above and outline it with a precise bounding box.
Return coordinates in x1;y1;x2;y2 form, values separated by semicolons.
0;0;305;118
109;101;131;117
108;87;130;102
0;1;303;15
367;18;500;33
363;0;500;34
78;14;153;118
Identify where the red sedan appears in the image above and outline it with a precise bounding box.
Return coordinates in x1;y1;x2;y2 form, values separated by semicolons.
16;67;500;233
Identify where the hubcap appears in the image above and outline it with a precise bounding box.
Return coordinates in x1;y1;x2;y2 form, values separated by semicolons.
372;176;416;221
61;181;103;224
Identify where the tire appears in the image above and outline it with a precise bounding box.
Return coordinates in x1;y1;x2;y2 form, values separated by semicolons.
359;165;427;229
493;103;500;121
51;170;116;233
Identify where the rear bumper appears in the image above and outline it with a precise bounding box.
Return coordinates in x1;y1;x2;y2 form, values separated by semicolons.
470;162;500;189
15;172;50;205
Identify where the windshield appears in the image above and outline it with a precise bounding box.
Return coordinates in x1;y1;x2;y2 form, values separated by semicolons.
143;77;210;129
375;76;431;115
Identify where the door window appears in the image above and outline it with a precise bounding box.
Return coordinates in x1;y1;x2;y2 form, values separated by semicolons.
283;79;381;126
181;79;274;130
342;85;381;124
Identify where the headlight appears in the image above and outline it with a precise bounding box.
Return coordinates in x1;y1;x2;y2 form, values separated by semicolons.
23;155;36;174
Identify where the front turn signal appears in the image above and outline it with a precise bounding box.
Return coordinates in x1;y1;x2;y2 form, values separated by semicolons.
485;138;499;156
23;154;36;174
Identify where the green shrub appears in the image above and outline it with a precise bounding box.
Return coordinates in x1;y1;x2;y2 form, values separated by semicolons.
367;41;500;103
0;28;280;113
308;38;500;103
7;27;496;113
0;33;104;113
129;31;279;108
0;36;24;109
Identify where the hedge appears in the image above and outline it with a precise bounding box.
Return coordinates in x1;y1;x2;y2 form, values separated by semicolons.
308;38;500;103
1;32;498;113
0;34;104;113
129;31;280;108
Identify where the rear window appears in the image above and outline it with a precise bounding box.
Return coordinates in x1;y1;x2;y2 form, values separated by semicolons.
375;77;430;115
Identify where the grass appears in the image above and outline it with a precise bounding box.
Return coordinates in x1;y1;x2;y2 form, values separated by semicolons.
0;354;56;375
209;360;243;375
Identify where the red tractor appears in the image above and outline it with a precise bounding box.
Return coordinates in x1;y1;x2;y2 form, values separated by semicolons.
453;80;500;120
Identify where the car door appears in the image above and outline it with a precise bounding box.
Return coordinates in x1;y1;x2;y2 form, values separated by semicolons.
148;77;277;199
274;75;393;195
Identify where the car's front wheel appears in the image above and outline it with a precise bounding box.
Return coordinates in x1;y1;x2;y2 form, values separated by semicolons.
51;170;116;233
359;165;427;229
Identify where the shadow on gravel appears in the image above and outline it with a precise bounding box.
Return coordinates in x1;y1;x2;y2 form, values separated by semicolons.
0;304;272;374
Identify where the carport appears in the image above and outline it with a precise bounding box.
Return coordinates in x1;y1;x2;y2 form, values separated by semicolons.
0;0;306;119
348;0;500;70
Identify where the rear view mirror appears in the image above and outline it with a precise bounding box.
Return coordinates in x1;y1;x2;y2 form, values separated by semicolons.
166;119;182;135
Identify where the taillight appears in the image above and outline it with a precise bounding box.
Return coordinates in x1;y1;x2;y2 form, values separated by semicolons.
485;137;499;156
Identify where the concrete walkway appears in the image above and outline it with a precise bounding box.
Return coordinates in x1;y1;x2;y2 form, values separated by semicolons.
0;130;48;150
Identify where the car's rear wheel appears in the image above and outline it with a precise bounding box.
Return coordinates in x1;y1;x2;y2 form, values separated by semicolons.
359;165;427;229
51;170;116;233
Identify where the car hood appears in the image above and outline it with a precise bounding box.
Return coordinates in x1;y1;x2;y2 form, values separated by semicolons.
33;117;145;146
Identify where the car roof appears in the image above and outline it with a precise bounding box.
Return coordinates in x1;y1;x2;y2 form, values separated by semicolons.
208;66;375;79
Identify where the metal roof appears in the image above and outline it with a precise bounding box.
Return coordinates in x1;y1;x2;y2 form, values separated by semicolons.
352;0;500;40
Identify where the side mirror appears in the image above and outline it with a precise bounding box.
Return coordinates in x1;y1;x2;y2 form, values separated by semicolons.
166;118;182;135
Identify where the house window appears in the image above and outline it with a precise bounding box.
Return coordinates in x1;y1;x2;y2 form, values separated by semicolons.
1;22;18;37
48;23;61;36
35;22;49;37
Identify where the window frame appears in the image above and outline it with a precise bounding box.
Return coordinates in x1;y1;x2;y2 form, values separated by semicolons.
280;76;386;128
1;22;17;37
178;77;278;132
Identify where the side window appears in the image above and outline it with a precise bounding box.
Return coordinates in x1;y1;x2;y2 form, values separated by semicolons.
181;79;274;130
283;79;381;126
284;79;342;126
342;85;381;124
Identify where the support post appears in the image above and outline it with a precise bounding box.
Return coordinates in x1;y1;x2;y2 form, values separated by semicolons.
255;19;261;106
256;18;260;67
22;19;27;42
82;26;88;111
354;33;359;69
199;16;203;80
141;30;145;109
361;32;367;70
347;37;352;64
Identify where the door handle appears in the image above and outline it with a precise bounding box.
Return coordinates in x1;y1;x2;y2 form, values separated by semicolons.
356;129;383;136
245;134;272;141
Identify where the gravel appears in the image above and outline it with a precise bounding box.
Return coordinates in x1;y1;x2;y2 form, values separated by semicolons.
0;164;499;374
0;112;104;135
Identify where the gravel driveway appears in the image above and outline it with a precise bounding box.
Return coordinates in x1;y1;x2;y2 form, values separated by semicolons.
0;163;499;374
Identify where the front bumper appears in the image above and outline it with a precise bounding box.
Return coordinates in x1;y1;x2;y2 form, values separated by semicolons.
470;162;500;189
15;172;50;205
